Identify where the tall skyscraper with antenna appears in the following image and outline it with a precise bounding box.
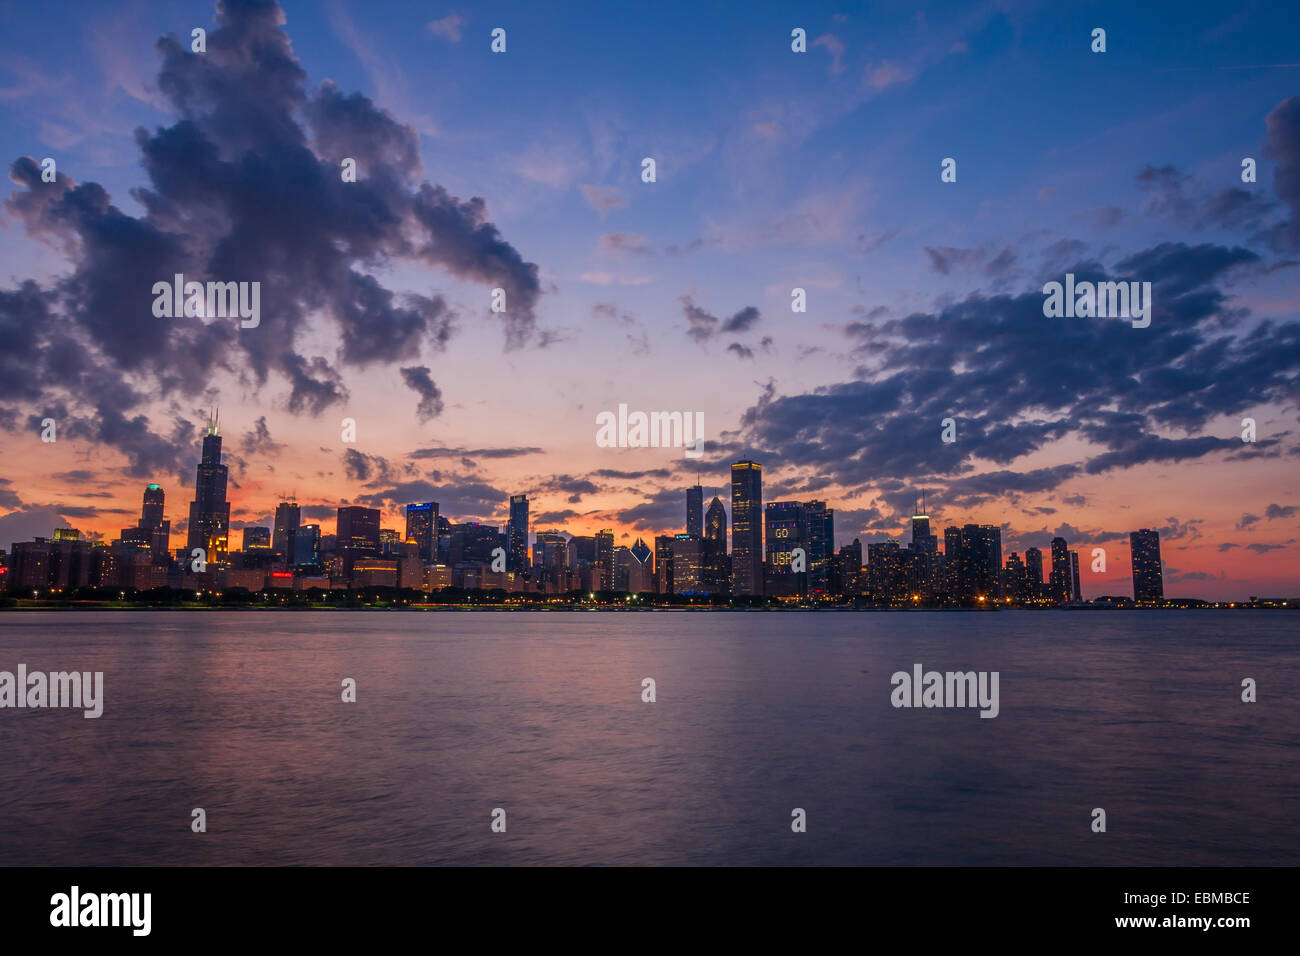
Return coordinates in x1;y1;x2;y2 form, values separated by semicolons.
686;481;703;538
186;409;231;565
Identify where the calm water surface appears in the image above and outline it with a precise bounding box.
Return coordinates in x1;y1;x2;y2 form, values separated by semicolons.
0;609;1296;865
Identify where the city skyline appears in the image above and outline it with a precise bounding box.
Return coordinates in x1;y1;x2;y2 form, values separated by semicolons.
2;415;1285;604
0;0;1298;599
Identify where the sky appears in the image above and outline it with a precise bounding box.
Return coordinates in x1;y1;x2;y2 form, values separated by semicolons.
0;0;1298;600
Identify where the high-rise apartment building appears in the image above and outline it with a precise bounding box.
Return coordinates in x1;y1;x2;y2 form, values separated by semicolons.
1130;529;1164;603
508;495;529;572
405;502;439;563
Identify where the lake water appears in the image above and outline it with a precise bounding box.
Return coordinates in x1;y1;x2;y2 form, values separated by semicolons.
0;609;1295;866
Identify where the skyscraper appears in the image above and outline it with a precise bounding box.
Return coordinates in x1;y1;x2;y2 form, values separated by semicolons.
806;500;834;595
911;497;938;554
1024;547;1044;601
568;535;596;570
867;540;904;602
405;502;438;563
1069;550;1083;603
654;535;674;594
702;496;729;594
508;495;529;571
765;500;808;596
186;410;231;564
293;524;321;567
1050;536;1070;602
140;483;170;564
337;506;380;575
730;460;762;595
1130;529;1164;603
448;523;503;565
670;534;703;593
533;530;566;583
832;539;863;597
1005;552;1026;601
686;483;703;538
627;538;654;594
908;499;937;597
273;499;300;561
943;526;962;595
952;524;1001;601
594;528;614;590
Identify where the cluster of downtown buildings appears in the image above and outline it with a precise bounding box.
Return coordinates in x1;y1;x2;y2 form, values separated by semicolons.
2;419;1170;605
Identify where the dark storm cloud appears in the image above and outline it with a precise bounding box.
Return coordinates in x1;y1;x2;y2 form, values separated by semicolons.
1135;123;1300;241
0;507;71;547
306;80;422;180
1114;242;1258;299
281;354;349;415
0;282;54;401
1245;542;1284;553
0;478;21;509
408;445;543;460
241;416;283;455
409;184;541;349
592;468;672;480
1264;95;1300;249
730;238;1300;497
943;465;1083;507
834;506;888;538
399;366;445;422
924;245;1018;278
341;449;394;484
533;510;579;525
46;504;132;520
619;488;684;532
536;474;600;503
680;296;761;343
1083;436;1237;474
358;479;507;520
0;0;542;474
24;405;198;480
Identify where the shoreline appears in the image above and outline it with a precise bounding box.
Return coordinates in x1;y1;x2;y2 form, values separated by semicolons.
0;603;1291;612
